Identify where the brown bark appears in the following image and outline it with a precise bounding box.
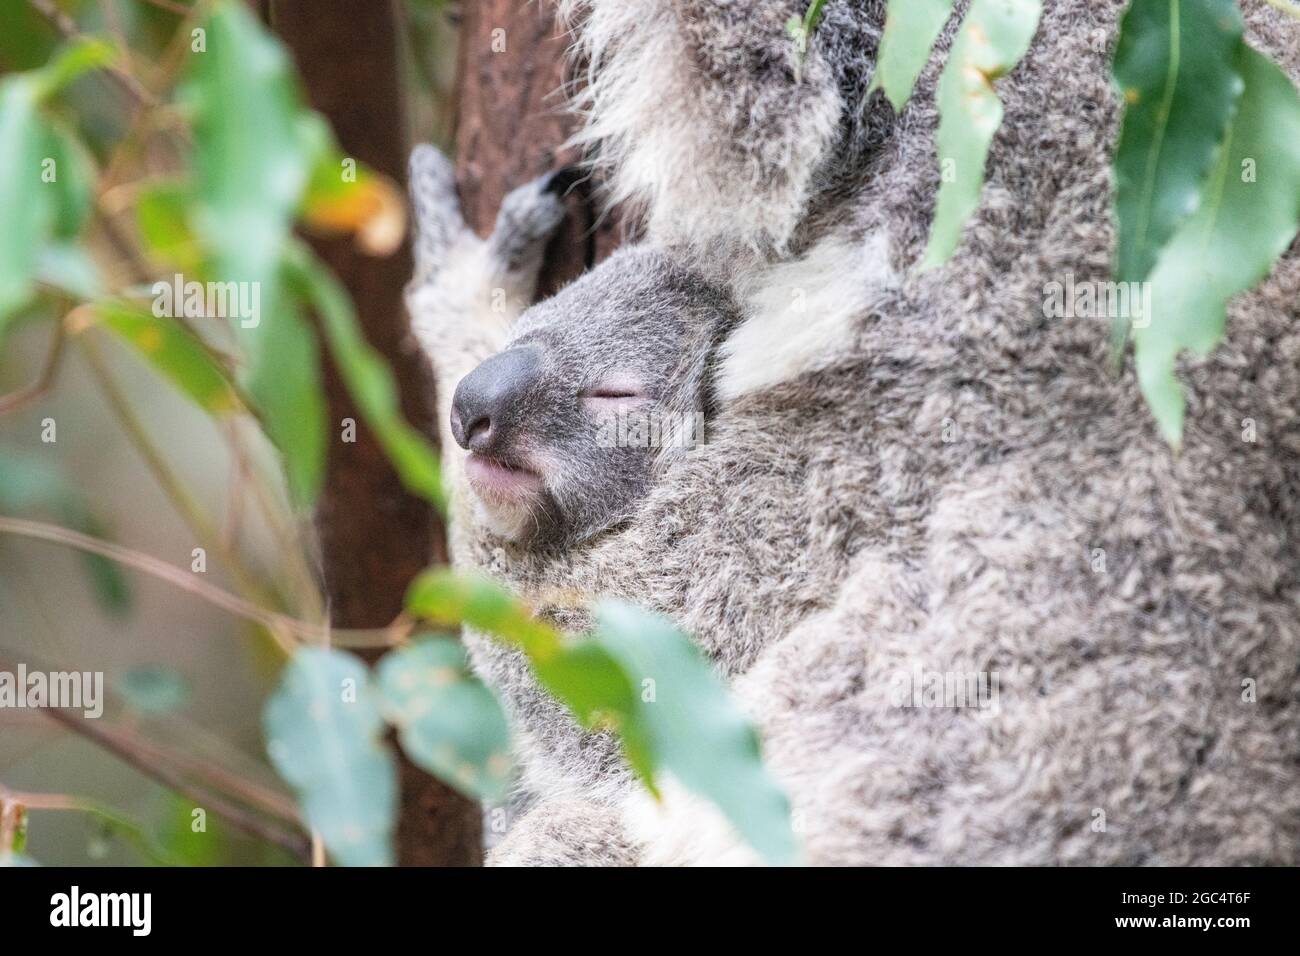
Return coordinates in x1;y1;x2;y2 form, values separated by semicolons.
453;0;625;291
268;0;478;866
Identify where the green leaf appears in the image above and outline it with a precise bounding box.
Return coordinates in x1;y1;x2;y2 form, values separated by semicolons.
869;0;955;112
30;37;116;100
94;301;242;415
376;637;513;801
135;180;203;274
0;449;132;614
593;600;799;867
42;121;94;240
0;78;49;324
301;131;406;256
243;288;328;505
180;3;320;331
0;41;107;329
35;243;103;300
264;648;397;867
1133;44;1300;446
158;796;225;867
403;569;656;786
117;665;191;717
1112;0;1244;287
405;569;560;658
919;0;1042;269
285;243;443;508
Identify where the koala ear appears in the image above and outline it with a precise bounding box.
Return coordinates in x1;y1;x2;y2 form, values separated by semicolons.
408;144;469;284
485;167;579;297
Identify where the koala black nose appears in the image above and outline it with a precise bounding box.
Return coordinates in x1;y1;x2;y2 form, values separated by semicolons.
451;345;543;454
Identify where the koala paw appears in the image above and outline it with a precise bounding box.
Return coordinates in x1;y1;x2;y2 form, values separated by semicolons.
487;166;581;276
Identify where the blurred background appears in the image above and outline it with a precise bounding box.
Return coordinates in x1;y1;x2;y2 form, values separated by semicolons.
0;0;613;866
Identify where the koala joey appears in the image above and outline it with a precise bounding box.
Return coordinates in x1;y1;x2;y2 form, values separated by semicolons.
405;145;745;835
405;145;737;553
410;0;1300;868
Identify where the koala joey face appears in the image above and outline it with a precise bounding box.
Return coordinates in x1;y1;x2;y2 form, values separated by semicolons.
451;247;735;550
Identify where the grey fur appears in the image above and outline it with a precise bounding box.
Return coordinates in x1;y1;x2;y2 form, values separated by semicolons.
411;0;1300;865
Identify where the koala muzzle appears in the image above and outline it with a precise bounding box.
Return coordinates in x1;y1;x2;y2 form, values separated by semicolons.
451;345;542;455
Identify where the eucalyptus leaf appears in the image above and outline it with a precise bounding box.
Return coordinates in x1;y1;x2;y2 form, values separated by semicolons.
117;664;192;717
31;37;116;100
1112;0;1243;284
1134;44;1300;445
264;648;397;867
0;78;48;324
403;569;655;785
0;450;131;614
405;569;560;658
593;600;799;867
243;288;327;505
376;637;513;801
95;302;242;416
285;243;443;508
920;0;1042;269
42;121;94;240
135;180;203;274
180;3;318;322
869;0;954;112
35;243;103;301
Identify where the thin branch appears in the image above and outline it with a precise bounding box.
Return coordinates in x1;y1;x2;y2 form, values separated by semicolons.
0;784;176;865
77;333;289;617
0;318;67;416
0;515;406;649
39;708;312;862
29;0;158;107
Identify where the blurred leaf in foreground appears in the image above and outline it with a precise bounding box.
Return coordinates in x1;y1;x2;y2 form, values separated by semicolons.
117;664;192;717
404;569;796;863
593;600;799;867
1134;45;1300;446
1111;0;1244;353
264;648;397;867
301;134;407;257
180;3;317;323
869;0;954;112
920;0;1042;269
0;40;112;330
286;243;443;508
88;302;242;416
0;450;131;614
376;637;513;801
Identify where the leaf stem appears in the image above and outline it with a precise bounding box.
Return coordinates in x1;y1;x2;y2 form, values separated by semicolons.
76;333;292;615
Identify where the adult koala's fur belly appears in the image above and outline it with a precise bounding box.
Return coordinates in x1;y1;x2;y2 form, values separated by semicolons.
465;0;1300;864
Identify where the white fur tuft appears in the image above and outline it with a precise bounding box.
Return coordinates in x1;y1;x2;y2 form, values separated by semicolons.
716;230;895;401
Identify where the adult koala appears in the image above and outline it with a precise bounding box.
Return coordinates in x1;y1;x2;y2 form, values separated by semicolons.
411;0;1300;865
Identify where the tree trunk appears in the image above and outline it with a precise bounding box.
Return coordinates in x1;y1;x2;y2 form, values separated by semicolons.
268;0;478;867
453;0;624;289
270;0;624;866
